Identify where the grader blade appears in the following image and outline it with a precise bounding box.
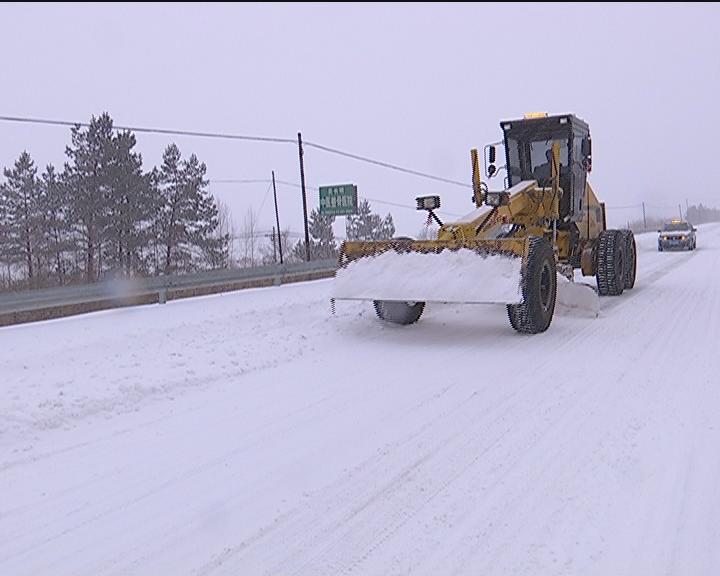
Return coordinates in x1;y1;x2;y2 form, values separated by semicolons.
333;238;528;305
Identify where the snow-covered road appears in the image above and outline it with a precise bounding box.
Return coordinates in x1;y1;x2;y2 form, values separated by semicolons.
2;225;720;575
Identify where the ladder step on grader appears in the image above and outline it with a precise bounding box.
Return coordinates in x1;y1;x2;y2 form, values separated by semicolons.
333;113;636;334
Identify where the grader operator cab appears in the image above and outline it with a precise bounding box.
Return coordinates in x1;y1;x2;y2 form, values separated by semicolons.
333;113;636;334
499;113;590;225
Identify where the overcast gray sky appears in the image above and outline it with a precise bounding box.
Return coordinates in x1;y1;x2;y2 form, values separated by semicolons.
1;2;719;237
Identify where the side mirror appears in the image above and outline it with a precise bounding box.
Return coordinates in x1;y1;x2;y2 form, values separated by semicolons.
657;229;662;233
484;143;502;178
487;146;497;178
692;227;697;232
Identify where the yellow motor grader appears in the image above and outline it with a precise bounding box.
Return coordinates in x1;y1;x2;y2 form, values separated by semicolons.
333;113;636;333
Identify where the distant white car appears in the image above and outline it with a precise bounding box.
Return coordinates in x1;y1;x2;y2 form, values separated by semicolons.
658;220;696;251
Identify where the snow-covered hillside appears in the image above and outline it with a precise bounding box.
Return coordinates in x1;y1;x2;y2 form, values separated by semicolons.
2;225;719;576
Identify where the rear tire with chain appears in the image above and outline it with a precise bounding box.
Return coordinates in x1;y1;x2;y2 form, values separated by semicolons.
621;230;637;289
507;237;557;334
596;229;626;295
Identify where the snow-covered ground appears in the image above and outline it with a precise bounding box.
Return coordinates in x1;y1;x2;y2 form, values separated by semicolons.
2;225;720;576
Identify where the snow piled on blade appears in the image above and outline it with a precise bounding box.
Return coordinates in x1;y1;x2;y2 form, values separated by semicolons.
555;275;600;317
333;248;523;304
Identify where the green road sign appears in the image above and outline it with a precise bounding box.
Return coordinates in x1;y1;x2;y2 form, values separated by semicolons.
319;184;358;216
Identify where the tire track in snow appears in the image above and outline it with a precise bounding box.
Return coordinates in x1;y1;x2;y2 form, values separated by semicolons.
208;227;720;575
197;311;638;575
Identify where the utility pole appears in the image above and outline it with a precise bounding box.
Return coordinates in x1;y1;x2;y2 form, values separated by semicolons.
685;198;689;221
272;171;283;264
642;201;647;231
678;203;683;220
297;132;311;262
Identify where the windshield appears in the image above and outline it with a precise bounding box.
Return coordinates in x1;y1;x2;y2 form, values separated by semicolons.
529;139;569;175
506;137;569;187
663;222;690;232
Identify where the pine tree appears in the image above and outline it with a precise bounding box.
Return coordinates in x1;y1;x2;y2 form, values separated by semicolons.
104;130;154;275
0;182;7;275
64;113;116;282
1;151;41;283
345;199;395;241
291;210;338;261
153;144;228;273
291;238;309;262
185;153;227;269
38;164;70;283
308;209;337;259
153;144;183;272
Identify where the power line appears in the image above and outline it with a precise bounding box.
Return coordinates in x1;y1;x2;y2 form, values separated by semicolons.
0;114;470;189
212;178;274;185
211;177;464;217
0;114;295;144
0;113;483;219
211;177;316;190
303;140;471;189
257;181;273;217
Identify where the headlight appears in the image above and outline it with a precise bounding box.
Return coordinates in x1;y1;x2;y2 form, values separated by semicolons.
485;192;510;207
415;195;441;210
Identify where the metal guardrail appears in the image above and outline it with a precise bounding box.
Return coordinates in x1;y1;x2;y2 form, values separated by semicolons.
0;259;338;327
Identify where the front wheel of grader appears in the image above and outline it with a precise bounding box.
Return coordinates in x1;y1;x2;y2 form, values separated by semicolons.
507;237;558;334
372;237;426;325
373;300;426;325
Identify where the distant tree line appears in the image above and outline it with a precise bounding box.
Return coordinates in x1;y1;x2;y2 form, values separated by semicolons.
627;203;720;234
226;199;396;268
0;113;228;290
0;112;399;291
291;199;395;261
686;204;720;225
